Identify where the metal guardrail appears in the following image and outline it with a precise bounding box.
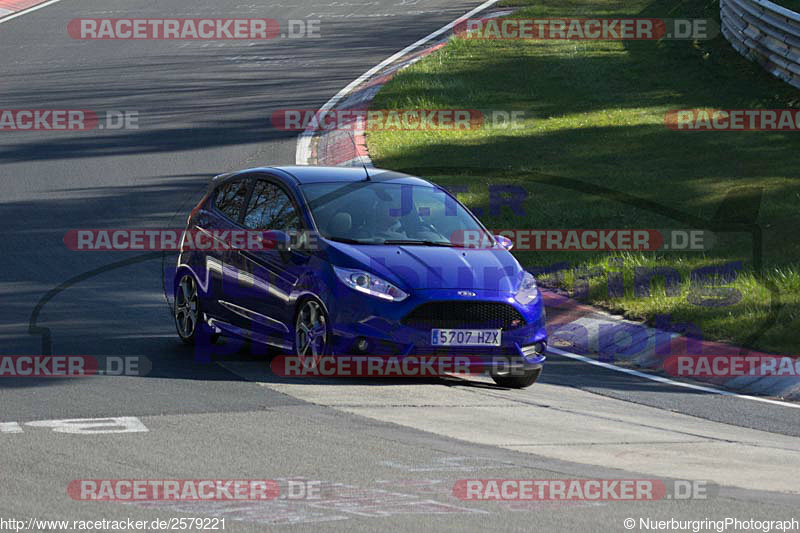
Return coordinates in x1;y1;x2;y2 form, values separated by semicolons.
721;0;800;89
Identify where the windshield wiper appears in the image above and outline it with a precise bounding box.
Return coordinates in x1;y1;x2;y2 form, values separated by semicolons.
382;239;455;247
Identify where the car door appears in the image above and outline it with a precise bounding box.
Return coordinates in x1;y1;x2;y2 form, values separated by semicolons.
229;177;306;343
202;177;252;327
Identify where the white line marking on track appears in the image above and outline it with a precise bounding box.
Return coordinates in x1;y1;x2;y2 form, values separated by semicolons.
0;422;23;433
549;346;800;410
296;0;500;164
23;417;149;434
0;0;64;24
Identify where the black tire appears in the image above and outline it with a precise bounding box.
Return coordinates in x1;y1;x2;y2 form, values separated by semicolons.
491;366;542;389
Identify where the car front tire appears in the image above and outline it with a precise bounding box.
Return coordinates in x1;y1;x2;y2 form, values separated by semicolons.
293;297;331;356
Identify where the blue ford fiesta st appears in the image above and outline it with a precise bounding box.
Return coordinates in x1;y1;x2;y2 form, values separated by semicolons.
174;166;547;388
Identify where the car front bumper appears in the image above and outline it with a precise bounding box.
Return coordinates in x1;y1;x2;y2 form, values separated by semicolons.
327;287;548;370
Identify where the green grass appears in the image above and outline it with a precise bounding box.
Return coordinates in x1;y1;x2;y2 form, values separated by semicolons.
366;0;800;354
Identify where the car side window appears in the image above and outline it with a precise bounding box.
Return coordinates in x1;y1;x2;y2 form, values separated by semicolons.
244;180;301;231
214;180;249;222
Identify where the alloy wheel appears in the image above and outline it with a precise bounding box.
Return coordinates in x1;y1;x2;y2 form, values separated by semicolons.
295;300;328;356
175;275;198;340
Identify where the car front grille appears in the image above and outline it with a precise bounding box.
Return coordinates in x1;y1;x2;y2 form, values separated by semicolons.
402;301;526;331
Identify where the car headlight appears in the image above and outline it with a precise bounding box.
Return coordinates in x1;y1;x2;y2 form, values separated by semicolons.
515;271;539;305
333;266;409;302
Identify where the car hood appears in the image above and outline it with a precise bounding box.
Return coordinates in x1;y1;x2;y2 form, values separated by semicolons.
325;242;524;291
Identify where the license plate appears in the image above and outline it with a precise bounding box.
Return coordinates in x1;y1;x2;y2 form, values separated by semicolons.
431;329;501;346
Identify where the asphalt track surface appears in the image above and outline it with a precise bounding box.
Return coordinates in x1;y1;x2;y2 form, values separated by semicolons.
1;1;799;531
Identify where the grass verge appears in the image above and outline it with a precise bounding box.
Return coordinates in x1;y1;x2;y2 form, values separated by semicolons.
366;0;800;353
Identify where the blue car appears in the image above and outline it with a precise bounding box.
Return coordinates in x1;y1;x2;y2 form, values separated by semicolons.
173;166;547;388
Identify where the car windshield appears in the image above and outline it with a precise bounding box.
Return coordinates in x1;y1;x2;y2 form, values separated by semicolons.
301;181;492;246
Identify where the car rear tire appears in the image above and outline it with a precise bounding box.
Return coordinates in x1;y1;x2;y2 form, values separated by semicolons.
490;366;542;389
175;274;218;346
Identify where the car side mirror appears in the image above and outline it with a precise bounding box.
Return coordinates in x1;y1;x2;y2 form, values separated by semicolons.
495;234;514;251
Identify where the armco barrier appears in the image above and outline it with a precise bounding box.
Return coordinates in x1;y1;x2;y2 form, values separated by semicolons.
721;0;800;89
